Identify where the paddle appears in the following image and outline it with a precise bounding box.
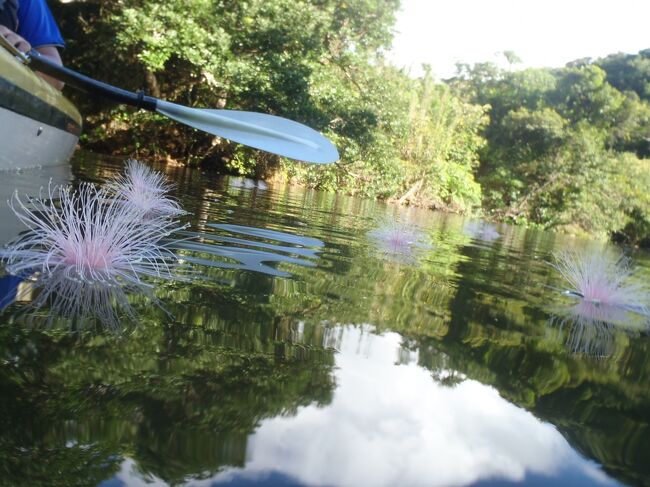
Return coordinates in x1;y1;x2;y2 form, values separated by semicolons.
25;49;339;164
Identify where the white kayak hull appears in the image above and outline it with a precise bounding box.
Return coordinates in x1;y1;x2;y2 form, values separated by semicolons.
0;46;82;171
0;106;79;170
0;46;82;244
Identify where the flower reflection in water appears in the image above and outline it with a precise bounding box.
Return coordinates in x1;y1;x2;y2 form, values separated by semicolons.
547;300;645;358
548;250;650;357
19;270;150;330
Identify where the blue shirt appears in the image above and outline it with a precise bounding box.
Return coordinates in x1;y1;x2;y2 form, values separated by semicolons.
17;0;64;48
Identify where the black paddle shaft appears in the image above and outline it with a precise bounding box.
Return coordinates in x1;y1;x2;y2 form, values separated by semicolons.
28;49;158;111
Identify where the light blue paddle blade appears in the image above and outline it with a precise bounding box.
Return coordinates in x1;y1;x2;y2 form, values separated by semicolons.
156;101;339;164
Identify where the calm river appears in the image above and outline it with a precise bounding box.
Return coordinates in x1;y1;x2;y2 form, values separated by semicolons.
1;153;649;487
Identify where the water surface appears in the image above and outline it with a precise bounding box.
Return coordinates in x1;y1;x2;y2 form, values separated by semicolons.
1;153;649;487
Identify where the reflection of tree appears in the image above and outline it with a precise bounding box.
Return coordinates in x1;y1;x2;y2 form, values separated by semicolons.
255;197;650;487
4;155;650;486
0;287;335;486
412;239;650;487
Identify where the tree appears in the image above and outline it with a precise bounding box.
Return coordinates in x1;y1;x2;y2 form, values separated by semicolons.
597;50;650;101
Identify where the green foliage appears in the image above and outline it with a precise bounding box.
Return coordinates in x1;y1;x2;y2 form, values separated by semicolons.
597;49;650;101
450;50;650;242
396;78;486;210
54;0;484;213
280;62;487;211
52;0;649;241
551;65;625;127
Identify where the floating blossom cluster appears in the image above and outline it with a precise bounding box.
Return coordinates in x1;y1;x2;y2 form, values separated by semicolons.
0;161;188;326
368;220;431;263
552;250;649;315
548;250;650;357
463;220;500;242
106;159;187;219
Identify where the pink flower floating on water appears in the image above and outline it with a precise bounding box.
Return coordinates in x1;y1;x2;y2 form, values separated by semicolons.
368;221;430;263
0;160;194;327
2;183;185;287
463;220;500;242
552;250;649;315
106;159;187;219
548;250;650;357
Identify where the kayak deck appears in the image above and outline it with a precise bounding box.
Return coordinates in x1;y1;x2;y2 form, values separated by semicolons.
0;46;82;170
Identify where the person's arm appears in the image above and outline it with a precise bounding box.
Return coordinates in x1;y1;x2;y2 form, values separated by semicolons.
0;25;64;89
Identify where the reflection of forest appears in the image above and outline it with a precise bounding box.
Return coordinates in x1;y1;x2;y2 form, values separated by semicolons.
1;158;649;486
266;212;650;486
0;289;336;485
410;243;650;487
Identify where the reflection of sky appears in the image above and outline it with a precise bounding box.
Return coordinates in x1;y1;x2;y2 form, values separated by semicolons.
107;327;621;487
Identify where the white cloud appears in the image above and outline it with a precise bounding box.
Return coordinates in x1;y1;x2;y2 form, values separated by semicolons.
387;0;650;78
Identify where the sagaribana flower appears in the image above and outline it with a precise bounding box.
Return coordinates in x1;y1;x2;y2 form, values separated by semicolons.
463;220;500;242
0;160;192;328
368;221;430;263
547;250;650;357
552;250;649;315
106;159;187;219
2;183;186;290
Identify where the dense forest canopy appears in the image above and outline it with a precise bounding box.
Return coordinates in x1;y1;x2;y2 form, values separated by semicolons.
51;0;650;245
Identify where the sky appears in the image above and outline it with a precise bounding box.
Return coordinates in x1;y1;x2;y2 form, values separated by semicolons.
387;0;650;79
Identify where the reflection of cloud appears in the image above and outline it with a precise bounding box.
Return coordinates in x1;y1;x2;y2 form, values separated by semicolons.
201;328;613;487
106;327;617;487
105;459;166;487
